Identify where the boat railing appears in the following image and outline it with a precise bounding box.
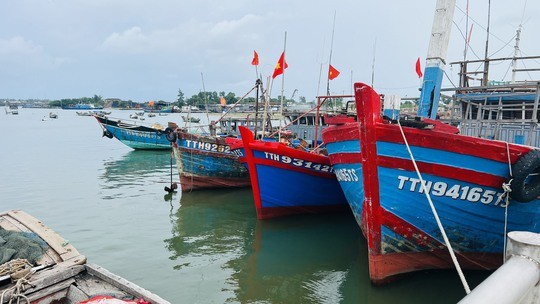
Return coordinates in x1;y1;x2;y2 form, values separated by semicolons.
446;84;540;146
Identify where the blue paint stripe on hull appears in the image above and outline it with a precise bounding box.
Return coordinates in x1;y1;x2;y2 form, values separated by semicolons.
377;142;508;177
332;163;365;226
325;137;540;253
378;167;540;253
326;140;361;154
106;126;171;149
179;151;247;178
255;163;347;209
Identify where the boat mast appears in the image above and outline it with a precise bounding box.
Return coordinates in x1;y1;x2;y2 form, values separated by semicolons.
417;0;456;119
481;0;491;87
511;25;522;84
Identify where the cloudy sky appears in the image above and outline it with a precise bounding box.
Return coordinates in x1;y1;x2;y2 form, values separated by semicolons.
1;0;538;102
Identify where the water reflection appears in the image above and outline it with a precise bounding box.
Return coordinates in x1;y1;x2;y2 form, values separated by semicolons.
165;188;365;303
229;212;363;303
99;150;176;198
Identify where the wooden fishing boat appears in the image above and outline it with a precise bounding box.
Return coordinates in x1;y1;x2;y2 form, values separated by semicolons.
320;0;540;284
170;81;278;192
226;98;351;220
0;210;170;304
323;81;540;284
238;126;348;219
94;115;173;150
171;128;250;191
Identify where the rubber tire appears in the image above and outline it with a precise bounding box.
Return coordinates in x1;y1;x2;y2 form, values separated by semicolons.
103;130;113;139
510;149;540;202
165;127;177;143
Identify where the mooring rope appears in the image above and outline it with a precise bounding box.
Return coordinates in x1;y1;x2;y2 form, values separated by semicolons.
502;141;513;262
397;120;471;294
0;259;34;304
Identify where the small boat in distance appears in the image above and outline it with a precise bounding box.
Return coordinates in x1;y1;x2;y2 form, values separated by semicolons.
94;115;173;150
4;102;19;115
0;210;170;304
49;112;58;119
181;115;201;123
62;103;103;110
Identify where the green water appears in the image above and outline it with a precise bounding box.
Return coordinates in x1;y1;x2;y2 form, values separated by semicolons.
0;108;490;303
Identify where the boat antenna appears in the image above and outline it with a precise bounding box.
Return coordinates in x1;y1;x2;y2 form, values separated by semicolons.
254;78;262;139
371;39;377;88
481;0;491;87
278;31;287;143
511;0;527;83
462;0;470;62
326;11;337;96
316;37;326;98
201;72;210;124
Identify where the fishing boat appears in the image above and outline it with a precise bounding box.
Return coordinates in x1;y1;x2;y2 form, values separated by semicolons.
181;115;201;123
322;0;540;284
233;96;350;220
49;112;58;119
94;115;173;150
170;114;273;191
171;128;251;191
5;102;19;115
76;111;94;116
63;103;103;110
0;210;170;304
170;82;275;192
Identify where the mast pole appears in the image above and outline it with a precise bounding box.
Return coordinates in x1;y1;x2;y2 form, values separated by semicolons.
326;11;337;96
417;0;457;119
482;0;491;87
278;32;287;143
511;25;522;84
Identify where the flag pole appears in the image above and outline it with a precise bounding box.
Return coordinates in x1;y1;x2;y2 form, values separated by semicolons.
326;11;336;96
278;31;287;143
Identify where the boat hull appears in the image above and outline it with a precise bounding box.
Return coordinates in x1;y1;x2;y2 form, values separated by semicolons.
94;115;171;150
173;131;250;191
322;82;540;284
239;127;348;219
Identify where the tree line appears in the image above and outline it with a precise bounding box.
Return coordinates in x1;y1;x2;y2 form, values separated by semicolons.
46;90;304;109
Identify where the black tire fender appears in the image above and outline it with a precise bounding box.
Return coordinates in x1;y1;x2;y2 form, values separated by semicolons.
102;130;113;139
509;149;540;202
165;127;177;143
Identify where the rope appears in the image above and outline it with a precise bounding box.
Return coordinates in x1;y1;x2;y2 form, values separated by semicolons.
397;120;471;294
0;259;32;277
0;259;34;304
502;142;513;262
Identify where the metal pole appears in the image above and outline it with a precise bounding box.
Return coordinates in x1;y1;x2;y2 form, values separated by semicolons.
458;231;540;304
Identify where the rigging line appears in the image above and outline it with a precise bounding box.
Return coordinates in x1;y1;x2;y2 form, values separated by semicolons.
489;33;518;58
452;20;482;61
396;120;471;294
454;5;508;45
443;70;458;89
520;0;528;25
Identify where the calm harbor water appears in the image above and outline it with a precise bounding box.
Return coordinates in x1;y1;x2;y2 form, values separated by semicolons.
0;108;491;303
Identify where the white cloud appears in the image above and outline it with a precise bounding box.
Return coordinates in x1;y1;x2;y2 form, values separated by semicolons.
0;36;43;56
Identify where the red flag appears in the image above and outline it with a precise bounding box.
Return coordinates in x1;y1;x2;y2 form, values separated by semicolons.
415;57;423;78
328;64;340;80
251;50;259;66
272;52;288;79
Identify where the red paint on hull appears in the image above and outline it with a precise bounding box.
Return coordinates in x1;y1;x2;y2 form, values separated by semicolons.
369;250;501;285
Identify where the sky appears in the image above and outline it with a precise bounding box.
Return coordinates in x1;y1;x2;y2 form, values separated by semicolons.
1;0;539;103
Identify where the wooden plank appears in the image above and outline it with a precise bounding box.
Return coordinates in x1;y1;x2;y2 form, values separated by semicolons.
6;210;82;262
85;263;171;304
